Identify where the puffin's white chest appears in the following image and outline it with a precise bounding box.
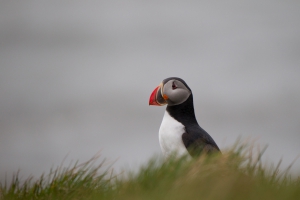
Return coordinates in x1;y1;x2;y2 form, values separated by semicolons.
159;111;190;158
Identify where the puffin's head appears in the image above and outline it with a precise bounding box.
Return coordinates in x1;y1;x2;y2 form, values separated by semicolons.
149;77;192;106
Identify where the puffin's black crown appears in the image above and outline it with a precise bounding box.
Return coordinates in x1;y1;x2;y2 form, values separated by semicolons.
162;77;191;92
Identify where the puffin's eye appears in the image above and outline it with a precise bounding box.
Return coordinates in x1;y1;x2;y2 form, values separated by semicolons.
172;82;177;90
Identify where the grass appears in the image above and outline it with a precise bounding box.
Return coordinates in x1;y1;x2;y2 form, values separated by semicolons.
1;141;300;200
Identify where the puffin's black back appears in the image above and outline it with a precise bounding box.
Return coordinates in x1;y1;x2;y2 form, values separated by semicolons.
166;94;220;157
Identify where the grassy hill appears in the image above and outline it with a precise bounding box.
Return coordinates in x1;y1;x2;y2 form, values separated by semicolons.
1;142;299;200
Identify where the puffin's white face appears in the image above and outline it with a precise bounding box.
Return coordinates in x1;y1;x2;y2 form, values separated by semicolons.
149;78;191;106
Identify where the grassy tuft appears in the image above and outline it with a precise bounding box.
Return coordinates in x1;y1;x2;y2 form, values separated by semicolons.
0;154;114;200
1;142;300;200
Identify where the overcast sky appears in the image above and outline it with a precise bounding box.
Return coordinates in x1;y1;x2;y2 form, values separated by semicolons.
1;0;300;182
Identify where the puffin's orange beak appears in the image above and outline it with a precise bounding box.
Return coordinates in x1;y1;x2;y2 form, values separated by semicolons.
149;83;167;106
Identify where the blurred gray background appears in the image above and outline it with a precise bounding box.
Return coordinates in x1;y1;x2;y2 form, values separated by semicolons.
1;1;300;182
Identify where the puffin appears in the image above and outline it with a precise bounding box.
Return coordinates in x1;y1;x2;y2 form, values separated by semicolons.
149;77;220;158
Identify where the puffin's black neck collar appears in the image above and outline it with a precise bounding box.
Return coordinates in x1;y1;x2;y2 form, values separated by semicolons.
166;94;198;126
